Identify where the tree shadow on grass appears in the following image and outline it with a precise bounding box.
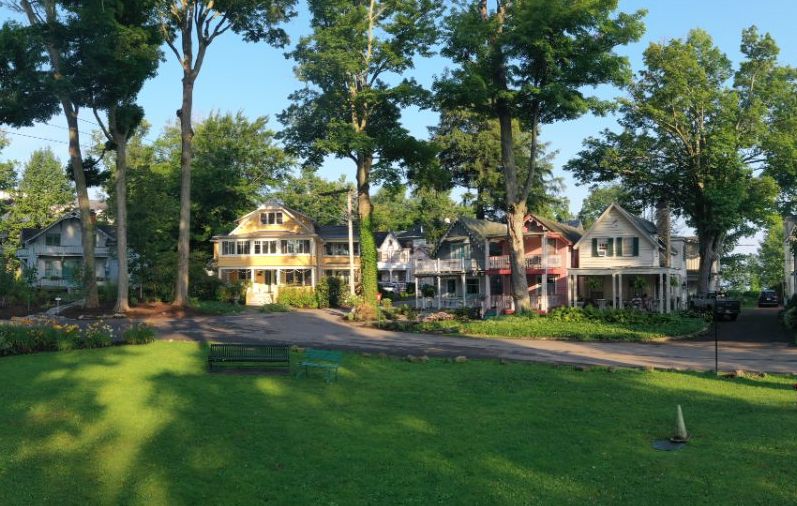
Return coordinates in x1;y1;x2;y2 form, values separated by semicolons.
2;343;797;504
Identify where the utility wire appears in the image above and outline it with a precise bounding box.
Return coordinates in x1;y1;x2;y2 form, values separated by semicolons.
0;128;92;150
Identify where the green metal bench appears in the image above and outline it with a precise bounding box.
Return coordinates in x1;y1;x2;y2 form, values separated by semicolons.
207;343;290;371
298;348;343;383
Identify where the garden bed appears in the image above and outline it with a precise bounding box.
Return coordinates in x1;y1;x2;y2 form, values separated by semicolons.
376;307;709;342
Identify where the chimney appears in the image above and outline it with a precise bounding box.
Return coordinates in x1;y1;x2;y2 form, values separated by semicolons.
656;200;671;267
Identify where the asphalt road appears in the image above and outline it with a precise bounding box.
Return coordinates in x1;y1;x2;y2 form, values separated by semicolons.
147;307;797;374
693;306;793;343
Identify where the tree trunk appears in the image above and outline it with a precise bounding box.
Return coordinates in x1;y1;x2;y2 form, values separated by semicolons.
357;154;379;313
113;130;130;313
174;75;195;306
497;108;530;311
697;232;721;293
64;104;99;308
656;200;671;268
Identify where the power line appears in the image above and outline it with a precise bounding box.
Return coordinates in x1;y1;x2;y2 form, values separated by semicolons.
0;128;93;150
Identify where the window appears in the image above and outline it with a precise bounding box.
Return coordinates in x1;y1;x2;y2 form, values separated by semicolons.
253;240;279;255
281;239;311;255
450;242;470;259
546;237;557;252
63;259;79;281
466;278;480;295
45;233;60;247
547;276;557;295
222;241;235;255
260;212;283;225
488;241;503;257
446;279;457;294
597;238;609;256
324;242;359;256
284;268;312;286
44;259;59;279
618;237;634;257
236;241;251;255
254;241;261;255
237;269;251;282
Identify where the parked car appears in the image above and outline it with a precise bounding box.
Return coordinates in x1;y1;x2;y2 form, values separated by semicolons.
690;292;741;321
378;282;400;301
758;289;779;307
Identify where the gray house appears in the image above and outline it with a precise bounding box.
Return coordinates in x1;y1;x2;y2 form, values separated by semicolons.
16;211;119;289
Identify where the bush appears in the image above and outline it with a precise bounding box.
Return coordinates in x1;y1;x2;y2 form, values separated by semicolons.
122;323;156;345
0;322;79;355
277;287;319;308
261;303;291;313
783;307;797;330
341;292;362;309
216;281;247;304
75;321;114;349
327;277;342;307
316;277;331;308
421;284;436;297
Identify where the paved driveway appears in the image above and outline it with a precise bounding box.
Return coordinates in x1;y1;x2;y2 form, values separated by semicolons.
693;306;793;343
148;309;797;374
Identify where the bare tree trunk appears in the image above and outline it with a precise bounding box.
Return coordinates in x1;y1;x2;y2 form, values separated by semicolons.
64;104;99;308
656;200;671;268
174;76;195;306
113;129;130;313
497;109;530;311
697;232;721;293
357;154;379;313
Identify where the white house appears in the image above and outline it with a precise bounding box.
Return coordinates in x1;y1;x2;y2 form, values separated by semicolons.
568;203;686;313
784;216;797;300
16;211;119;289
376;225;430;291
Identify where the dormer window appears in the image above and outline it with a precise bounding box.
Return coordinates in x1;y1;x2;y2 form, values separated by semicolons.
260;212;283;225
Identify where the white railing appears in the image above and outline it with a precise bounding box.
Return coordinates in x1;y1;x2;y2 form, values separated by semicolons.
18;246;111;257
414;258;476;274
488;254;562;270
379;250;411;264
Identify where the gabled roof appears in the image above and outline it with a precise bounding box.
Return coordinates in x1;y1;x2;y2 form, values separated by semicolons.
231;201;315;235
528;214;583;244
459;216;507;239
316;225;360;241
396;224;425;240
20;211;115;245
573;202;658;250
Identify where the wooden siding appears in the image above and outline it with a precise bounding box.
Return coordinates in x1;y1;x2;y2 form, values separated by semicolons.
231;207;312;235
577;207;658;268
436;220;487;270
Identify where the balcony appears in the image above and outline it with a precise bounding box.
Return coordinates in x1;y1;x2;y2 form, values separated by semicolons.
17;245;111;258
488;254;562;270
378;250;411;265
414;258;477;274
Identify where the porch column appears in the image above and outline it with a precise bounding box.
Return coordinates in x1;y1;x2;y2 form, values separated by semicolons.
389;269;393;282
311;268;316;289
436;275;442;309
665;273;671;313
572;275;577;307
542;232;548;312
485;274;491;306
611;273;616;308
461;272;466;308
658;273;664;314
618;273;623;309
415;277;420;309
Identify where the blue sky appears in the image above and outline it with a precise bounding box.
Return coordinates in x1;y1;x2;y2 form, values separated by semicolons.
2;0;796;250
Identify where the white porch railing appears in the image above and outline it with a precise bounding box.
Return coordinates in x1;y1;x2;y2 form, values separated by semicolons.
414;258;477;274
379;250;411;263
487;254;562;270
18;246;111;257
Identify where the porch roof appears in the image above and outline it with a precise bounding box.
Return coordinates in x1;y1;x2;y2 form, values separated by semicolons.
569;267;682;276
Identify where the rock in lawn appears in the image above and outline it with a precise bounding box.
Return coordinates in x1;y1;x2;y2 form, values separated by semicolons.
734;369;746;378
378;352;388;359
643;365;655;373
499;358;509;365
454;355;467;363
405;354;417;363
361;352;372;358
419;355;430;363
607;366;617;373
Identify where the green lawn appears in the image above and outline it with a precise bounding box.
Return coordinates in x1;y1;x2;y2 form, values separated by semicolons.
380;315;708;341
1;342;795;505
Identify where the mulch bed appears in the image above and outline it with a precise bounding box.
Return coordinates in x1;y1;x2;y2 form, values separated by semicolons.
0;303;48;320
61;301;205;320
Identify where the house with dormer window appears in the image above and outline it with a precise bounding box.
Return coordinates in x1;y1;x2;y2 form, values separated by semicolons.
212;202;363;305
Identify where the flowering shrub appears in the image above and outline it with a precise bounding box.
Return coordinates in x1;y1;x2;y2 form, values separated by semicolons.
0;321;80;356
75;321;114;349
122;323;156;345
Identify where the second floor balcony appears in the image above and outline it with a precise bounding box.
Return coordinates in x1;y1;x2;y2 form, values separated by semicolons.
488;254;563;270
378;249;411;264
17;245;111;258
414;258;478;275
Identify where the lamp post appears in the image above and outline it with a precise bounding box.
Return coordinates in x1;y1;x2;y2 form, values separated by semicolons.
55;297;62;315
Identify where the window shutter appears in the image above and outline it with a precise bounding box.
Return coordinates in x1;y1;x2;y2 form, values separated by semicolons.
607;238;614;256
633;237;640;256
616;237;623;256
592;238;598;256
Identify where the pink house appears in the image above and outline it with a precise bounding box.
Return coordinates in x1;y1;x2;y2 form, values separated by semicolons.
486;214;582;313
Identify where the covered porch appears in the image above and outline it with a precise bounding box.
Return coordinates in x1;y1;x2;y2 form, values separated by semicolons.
414;272;485;310
220;267;316;306
567;268;685;313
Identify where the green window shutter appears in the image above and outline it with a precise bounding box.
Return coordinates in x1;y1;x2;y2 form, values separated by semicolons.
633;237;640;256
592;238;598;256
616;237;623;256
607;238;614;256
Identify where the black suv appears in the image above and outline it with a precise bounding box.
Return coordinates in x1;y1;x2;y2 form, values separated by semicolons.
758;289;779;307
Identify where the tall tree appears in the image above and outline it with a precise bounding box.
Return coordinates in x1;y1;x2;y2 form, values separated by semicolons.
279;0;441;312
567;28;787;292
431;109;570;221
0;133;15;195
755;215;784;291
83;0;162;312
436;0;644;310
266;170;350;226
159;0;297;306
0;0;143;307
3;148;74;259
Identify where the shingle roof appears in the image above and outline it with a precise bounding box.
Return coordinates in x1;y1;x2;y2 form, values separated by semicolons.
534;215;583;244
459;216;507;239
316;225;359;240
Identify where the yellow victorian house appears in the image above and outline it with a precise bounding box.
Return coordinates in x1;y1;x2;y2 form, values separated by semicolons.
212;201;360;305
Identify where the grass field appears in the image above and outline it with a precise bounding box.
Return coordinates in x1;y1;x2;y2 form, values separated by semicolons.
380;315;708;341
1;342;795;505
